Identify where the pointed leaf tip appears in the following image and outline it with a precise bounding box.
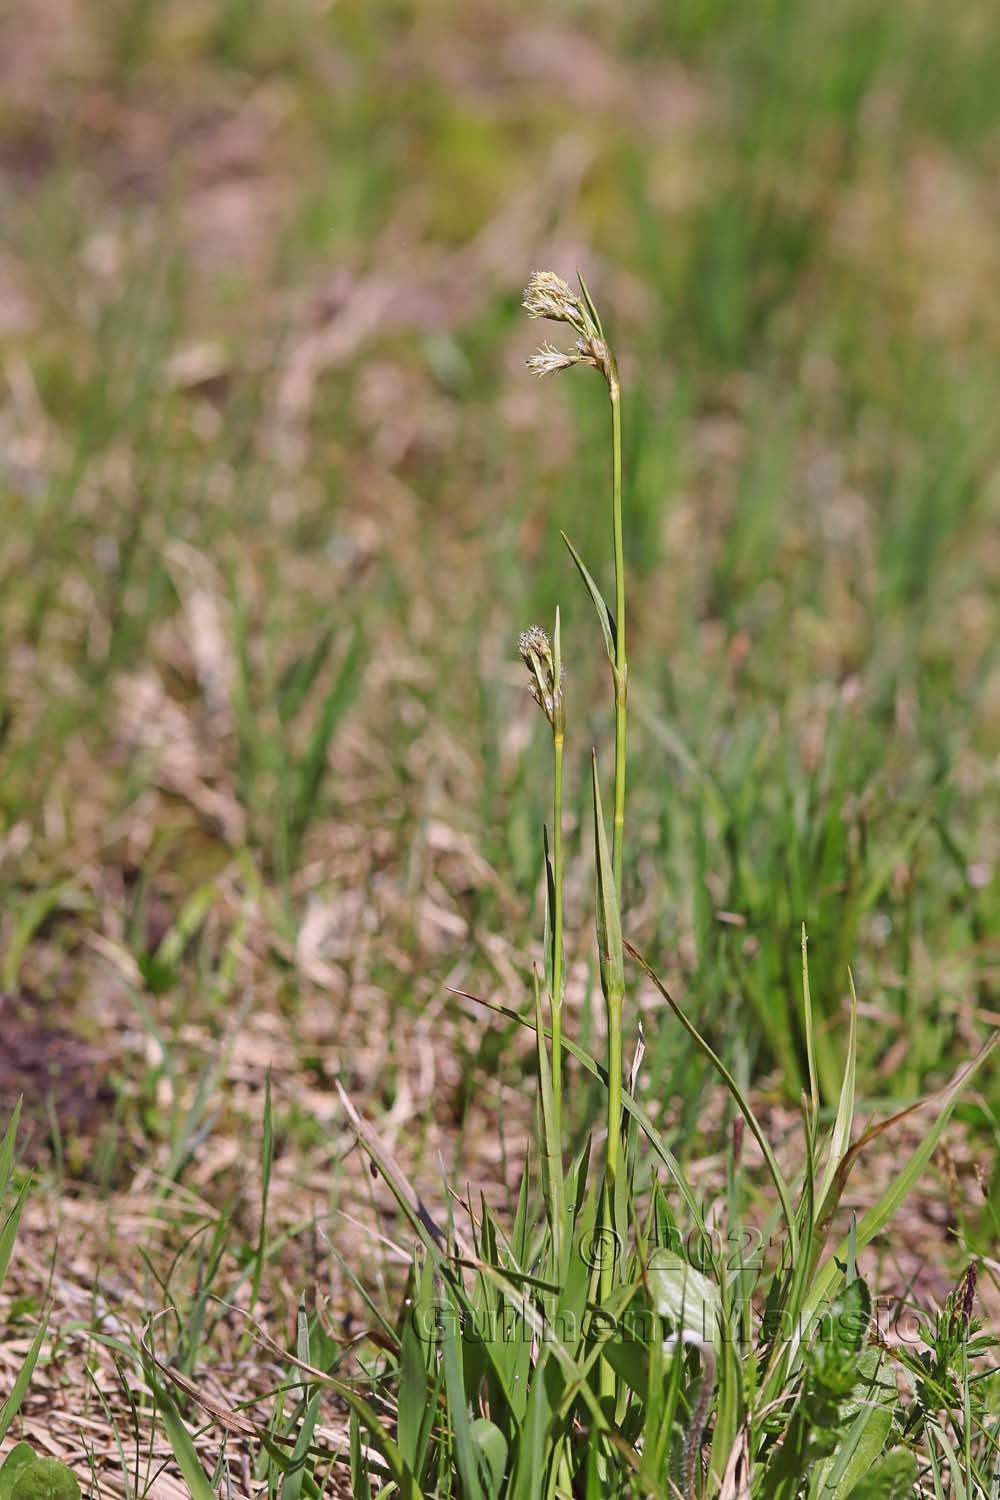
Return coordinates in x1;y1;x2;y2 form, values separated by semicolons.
561;532;617;664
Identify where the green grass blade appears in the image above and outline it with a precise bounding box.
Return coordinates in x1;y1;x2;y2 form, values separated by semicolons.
511;1358;552;1500
277;625;336;726
561;532;616;666
0;1177;30;1292
447;986;715;1268
575;269;605;337
591;754;625;1018
440;1282;486;1500
820;1400;894;1498
349;1412;373;1500
336;1082;447;1262
533;969;564;1263
2;884;89;990
815;969;858;1216
801;925;819;1122
212;1320;425;1499
797;1032;997;1364
0;1100;22;1197
248;1070;274;1325
150;1368;251;1500
280;1388;321;1500
287;624;365;857
0;1311;47;1442
397;1256;437;1476
625;940;798;1255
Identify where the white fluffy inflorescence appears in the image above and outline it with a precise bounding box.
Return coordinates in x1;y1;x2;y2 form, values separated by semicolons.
518;624;562;727
525;341;580;378
522;269;612;383
522;270;589;333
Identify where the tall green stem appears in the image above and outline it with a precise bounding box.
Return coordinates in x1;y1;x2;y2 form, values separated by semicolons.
610;362;626;904
601;359;626;1414
551;702;564;1149
602;997;623;1239
598;1008;623;1412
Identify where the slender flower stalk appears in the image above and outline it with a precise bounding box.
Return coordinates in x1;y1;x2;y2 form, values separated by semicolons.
524;269;629;1412
518;618;565;1145
523;269;627;897
607;351;626;902
550;612;565;1145
592;750;625;1409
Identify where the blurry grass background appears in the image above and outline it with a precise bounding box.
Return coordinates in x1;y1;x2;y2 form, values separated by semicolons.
1;0;999;1383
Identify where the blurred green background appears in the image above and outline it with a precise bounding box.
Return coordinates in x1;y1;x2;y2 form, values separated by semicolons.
1;0;999;1175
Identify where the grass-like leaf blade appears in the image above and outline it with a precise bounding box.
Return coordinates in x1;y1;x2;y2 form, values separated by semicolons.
561;532;616;666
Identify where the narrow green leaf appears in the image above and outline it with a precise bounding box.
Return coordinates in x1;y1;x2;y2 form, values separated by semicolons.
575;269;605;337
281;1389;321;1500
146;1378;217;1500
154;877;222;973
288;625;365;854
440;1284;485;1500
3;885;89;990
0;1100;22;1197
277;626;336;726
511;1163;531;1269
542;826;556;999
0;1312;46;1442
447;986;715;1271
295;1300;310;1367
534;969;563;1258
822;1404;894;1498
592;755;624;1010
816;970;858;1217
801;925;819;1122
247;1070;274;1325
336;1083;447;1264
349;1412;373;1500
397;1256;436;1476
561;533;616;666
798;1034;998;1357
512;1356;551;1500
625;941;797;1255
931;1426;968;1500
0;1177;30;1292
224;1322;423;1499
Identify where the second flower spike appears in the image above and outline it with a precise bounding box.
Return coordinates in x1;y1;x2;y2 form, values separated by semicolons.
518;623;563;731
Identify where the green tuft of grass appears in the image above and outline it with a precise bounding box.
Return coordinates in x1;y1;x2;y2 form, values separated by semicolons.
306;283;998;1496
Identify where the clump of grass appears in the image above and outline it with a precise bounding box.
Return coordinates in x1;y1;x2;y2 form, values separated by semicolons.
146;277;998;1497
525;270;629;1398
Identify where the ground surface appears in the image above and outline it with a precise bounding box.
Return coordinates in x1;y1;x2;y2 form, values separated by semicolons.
1;0;999;1493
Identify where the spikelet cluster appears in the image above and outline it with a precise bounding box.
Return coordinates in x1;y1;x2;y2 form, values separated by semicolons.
522;270;613;384
518;625;563;729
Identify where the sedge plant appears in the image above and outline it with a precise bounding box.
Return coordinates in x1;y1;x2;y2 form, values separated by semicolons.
524;270;628;904
324;270;998;1496
161;274;1000;1497
525;270;629;1366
